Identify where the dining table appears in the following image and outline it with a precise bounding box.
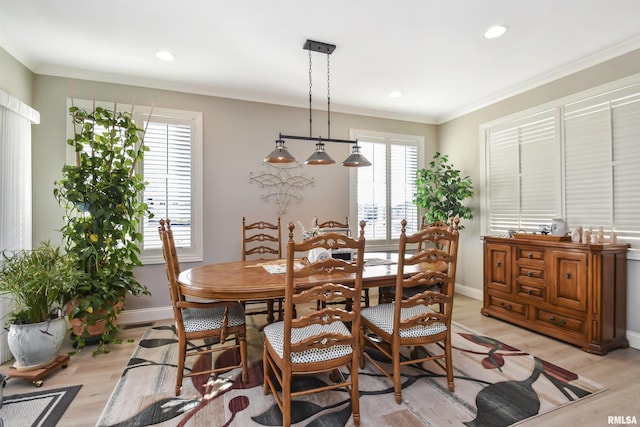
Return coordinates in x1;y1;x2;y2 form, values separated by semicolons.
177;252;404;302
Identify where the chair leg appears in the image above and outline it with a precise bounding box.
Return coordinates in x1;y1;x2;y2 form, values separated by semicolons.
359;325;366;369
350;354;361;426
240;333;249;384
282;370;292;427
393;342;402;404
262;348;270;395
176;337;187;396
445;336;455;392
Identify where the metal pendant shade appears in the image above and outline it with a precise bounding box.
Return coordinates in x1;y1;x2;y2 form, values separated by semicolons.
342;145;372;167
305;142;335;165
266;39;370;167
264;139;296;163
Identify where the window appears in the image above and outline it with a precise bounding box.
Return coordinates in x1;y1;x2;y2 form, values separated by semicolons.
349;130;424;248
66;100;203;263
481;76;640;259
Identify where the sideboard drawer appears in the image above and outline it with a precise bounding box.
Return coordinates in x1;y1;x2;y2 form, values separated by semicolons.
487;294;527;319
535;308;585;336
515;246;546;263
516;283;545;300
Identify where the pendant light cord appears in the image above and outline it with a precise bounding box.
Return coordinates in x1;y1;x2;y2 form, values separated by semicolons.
327;52;331;140
308;48;313;139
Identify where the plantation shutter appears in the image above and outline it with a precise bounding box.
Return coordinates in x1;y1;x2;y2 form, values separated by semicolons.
355;134;420;245
486;111;558;235
142;121;192;250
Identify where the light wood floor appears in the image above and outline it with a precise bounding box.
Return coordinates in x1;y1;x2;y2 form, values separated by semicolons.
3;294;639;427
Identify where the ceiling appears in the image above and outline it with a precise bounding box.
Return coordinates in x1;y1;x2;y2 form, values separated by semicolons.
2;0;640;124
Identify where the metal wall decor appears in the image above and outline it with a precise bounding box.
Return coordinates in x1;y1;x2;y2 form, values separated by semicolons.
249;162;314;214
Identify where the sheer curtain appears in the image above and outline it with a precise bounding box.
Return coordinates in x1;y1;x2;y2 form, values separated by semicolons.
0;89;40;363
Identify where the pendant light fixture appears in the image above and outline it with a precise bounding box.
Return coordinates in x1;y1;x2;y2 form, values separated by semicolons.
264;39;371;167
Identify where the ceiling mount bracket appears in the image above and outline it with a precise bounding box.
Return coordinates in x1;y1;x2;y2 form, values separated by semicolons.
303;39;336;54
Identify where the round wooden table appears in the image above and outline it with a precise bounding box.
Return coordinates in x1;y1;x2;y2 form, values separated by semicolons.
178;252;402;301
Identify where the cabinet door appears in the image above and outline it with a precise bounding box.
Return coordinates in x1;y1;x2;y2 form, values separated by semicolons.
485;243;512;293
549;250;588;312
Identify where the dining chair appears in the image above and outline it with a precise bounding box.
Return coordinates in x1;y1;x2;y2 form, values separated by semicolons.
159;218;248;396
315;216;350;235
359;217;459;404
314;216;372;308
262;220;367;427
242;216;283;324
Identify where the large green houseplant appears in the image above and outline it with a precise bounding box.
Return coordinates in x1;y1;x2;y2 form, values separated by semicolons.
0;242;82;369
54;104;152;354
413;152;474;229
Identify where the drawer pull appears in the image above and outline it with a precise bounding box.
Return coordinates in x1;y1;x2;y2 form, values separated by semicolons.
549;316;567;326
566;272;572;279
500;302;512;310
527;289;533;295
528;253;533;259
497;261;502;267
528;271;533;277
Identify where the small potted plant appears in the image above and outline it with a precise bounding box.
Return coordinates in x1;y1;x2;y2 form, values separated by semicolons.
54;104;152;355
413;152;474;229
0;242;82;370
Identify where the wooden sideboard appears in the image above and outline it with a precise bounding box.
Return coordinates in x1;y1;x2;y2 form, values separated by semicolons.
481;235;629;355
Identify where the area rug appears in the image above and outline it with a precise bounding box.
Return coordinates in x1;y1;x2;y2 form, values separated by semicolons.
0;384;82;427
96;324;605;427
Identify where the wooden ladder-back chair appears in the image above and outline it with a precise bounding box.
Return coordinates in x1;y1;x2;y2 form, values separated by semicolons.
242;217;283;324
262;221;367;427
159;219;248;396
315;216;350;235
314;216;371;308
359;218;460;404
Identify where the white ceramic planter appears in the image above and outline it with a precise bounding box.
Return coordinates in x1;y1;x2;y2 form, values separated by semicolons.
7;317;66;371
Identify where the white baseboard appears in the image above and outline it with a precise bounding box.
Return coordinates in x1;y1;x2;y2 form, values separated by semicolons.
455;283;483;300
119;306;173;325
626;329;640;350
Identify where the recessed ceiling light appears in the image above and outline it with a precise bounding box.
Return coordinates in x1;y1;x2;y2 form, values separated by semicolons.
389;90;403;98
484;25;509;39
156;50;175;61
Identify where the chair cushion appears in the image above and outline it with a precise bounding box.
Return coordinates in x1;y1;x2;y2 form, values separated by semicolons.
182;303;245;333
361;303;446;338
263;321;353;364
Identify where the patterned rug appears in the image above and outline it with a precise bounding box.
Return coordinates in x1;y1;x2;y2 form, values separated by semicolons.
96;323;605;426
0;385;82;427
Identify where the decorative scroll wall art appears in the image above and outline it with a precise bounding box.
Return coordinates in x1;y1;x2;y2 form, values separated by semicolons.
249;162;314;214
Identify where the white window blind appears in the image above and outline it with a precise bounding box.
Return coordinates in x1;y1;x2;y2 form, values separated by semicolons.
486;111;558;235
482;77;640;258
142;121;192;251
350;130;423;248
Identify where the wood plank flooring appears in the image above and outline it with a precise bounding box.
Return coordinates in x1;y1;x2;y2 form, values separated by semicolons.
2;294;639;426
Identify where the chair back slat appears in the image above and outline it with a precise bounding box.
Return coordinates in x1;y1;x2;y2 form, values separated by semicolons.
242;217;281;260
283;220;366;358
394;218;460;333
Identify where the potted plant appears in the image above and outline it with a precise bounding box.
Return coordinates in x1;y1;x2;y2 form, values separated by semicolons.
413;152;474;229
54;104;152;355
0;242;82;370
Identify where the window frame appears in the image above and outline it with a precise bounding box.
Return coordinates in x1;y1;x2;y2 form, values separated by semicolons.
65;99;203;264
348;129;425;251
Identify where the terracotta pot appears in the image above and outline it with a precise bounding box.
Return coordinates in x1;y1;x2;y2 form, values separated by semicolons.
66;299;124;338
